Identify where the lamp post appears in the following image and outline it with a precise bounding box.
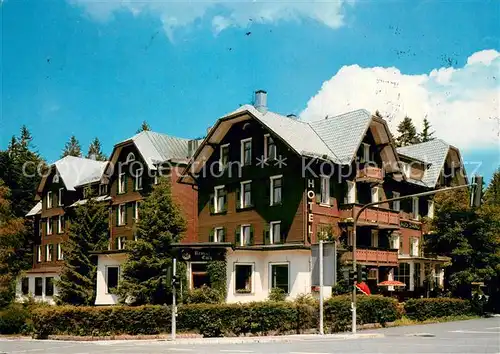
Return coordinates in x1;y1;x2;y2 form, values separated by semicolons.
351;182;477;334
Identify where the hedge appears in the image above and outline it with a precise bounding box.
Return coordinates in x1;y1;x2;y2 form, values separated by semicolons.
31;296;402;338
0;304;32;335
404;298;475;321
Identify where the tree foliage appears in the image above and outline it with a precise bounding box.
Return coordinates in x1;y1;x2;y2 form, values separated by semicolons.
55;195;109;305
484;169;500;206
0;180;27;307
395;116;420;147
118;177;186;305
419;118;435;142
136;121;151;134
86;137;107;161
61;135;82;158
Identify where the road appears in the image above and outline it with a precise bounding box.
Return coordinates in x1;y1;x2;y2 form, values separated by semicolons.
1;317;498;354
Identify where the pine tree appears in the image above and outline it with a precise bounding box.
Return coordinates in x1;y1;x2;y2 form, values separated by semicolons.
55;194;109;305
484;169;500;206
420;118;435;142
61;135;82;158
395;116;420;147
136;121;151;134
19;125;33;150
86;137;107;161
118;177;186;305
0;180;27;307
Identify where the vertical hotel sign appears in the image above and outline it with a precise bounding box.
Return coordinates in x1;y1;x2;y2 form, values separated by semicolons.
307;179;315;239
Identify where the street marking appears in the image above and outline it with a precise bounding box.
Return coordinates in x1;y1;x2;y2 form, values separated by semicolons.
486;327;500;330
290;352;332;354
220;351;254;353
450;330;499;334
166;349;194;352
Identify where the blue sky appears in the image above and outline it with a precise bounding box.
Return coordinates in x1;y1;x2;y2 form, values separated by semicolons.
1;0;499;182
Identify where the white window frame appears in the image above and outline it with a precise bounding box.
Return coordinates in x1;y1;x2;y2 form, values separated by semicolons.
362;142;370;162
99;183;108;195
320;176;330;205
393;192;400;211
346;180;356;204
57;215;63;234
118;172;126;194
105;266;120;294
45;244;52;262
118;204;126;226
270;175;283;206
46;217;52;235
219;143;230;172
412;196;420;220
269;262;290;294
134;201;139;220
269;221;281;245
214;185;225;213
410;237;419;257
57;243;63;260
47;191;53;209
391;234;400;250
214;227;224;243
371;230;379;248
117;236;127;250
371;186;379;203
234;262;255;294
240;137;252;166
58;188;64;206
37;245;42;262
135;167;143;191
240;224;251;246
240;180;252;208
264;134;277;160
427;199;435;219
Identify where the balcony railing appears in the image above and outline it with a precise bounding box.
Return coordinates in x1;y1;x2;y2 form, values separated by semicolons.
340;204;400;226
342;247;399;266
356;165;383;182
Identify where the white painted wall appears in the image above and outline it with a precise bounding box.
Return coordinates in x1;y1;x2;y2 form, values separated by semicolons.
15;273;59;305
223;249;331;303
95;253;127;305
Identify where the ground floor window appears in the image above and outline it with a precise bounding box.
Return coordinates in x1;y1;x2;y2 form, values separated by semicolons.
45;277;54;296
34;277;43;296
270;263;289;294
235;264;253;294
106;266;119;293
434;264;442;288
191;263;210;289
395;262;410;288
21;278;29;295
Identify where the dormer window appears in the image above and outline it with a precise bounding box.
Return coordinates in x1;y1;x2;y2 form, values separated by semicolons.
46;191;53;209
135;167;143;191
241;138;252;166
264;134;277;160
219;144;229;172
118;172;126;194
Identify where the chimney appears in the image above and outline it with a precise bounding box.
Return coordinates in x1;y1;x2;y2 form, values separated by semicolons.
254;90;267;114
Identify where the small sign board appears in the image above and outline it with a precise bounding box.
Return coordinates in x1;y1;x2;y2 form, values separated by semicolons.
177;248;226;262
400;220;421;230
311;242;337;287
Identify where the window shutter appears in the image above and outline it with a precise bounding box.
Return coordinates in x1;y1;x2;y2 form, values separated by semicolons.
223;192;228;212
263;224;270;245
236;186;241;209
280;223;286;244
209;193;215;213
235;225;241;246
114;237;119;250
250;183;254;207
209;229;215;243
123;204;127;225
249;225;254;245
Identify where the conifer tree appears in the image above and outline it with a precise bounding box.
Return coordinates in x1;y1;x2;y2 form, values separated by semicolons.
61;135;82;158
55;194;109;305
86;137;107;161
395;116;420;147
118;177;186;305
484;169;500;207
136;121;151;133
420;118;435;142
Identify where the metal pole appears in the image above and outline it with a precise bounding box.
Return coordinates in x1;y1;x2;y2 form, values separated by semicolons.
319;239;324;335
171;258;177;341
350;182;473;335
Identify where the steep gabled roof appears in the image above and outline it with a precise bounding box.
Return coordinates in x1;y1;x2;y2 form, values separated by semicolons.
37;156;107;196
113;131;191;171
397;139;464;188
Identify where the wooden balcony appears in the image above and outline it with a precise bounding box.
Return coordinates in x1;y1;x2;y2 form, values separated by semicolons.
340;204;400;228
356;165;383;182
342;247;399;266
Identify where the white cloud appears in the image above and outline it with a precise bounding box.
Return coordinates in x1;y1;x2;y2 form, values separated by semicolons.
301;50;500;150
69;0;352;39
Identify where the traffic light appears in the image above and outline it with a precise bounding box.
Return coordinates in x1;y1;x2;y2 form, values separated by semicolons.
171;275;180;287
470;175;483;208
349;269;357;285
357;265;368;283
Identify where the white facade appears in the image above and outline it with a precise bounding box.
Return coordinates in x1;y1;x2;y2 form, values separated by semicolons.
187;248;332;303
15;272;59;305
94;253;127;305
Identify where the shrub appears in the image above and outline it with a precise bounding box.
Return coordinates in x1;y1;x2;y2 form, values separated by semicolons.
404;298;475;321
268;288;286;301
184;285;223;304
0;303;30;334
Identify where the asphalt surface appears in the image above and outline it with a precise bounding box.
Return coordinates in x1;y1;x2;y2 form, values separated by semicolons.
1;317;499;354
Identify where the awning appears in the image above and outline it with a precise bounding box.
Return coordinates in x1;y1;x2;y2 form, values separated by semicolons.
378;280;406;287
